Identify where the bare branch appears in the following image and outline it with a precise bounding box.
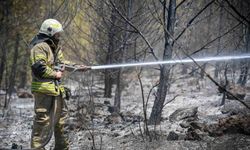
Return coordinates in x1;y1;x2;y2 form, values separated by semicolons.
174;0;215;42
109;0;159;61
224;0;250;25
163;94;179;108
176;0;188;10
189;21;242;56
52;0;67;17
137;72;151;139
215;0;248;26
158;0;164;6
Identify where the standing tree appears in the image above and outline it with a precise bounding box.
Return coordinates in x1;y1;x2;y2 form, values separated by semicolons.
214;0;224;78
5;34;20;108
104;7;117;98
0;0;11;89
148;0;176;125
113;0;133;112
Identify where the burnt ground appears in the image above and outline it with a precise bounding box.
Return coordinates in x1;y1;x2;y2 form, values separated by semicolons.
0;74;250;150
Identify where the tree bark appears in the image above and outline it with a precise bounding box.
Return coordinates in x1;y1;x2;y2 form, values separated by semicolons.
238;24;250;86
0;0;11;89
200;0;213;79
4;33;20;108
114;68;122;112
214;1;224;78
220;65;228;106
114;0;132;113
149;0;176;125
0;42;7;89
237;1;250;86
18;50;29;89
104;7;117;98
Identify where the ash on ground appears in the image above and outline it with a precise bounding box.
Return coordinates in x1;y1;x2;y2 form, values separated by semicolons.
0;74;250;150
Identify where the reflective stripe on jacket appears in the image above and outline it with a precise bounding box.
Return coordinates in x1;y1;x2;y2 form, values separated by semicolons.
30;42;65;96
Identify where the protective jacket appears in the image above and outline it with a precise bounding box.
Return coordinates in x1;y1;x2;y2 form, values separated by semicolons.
29;34;69;96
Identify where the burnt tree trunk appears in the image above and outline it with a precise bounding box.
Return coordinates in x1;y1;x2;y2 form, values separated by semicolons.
114;0;132;113
4;33;20;108
0;0;11;88
18;49;29;89
237;0;250;86
238;24;250;86
214;1;224;78
0;41;7;89
149;0;176;125
104;7;117;98
200;0;213;79
220;65;228;106
114;68;122;112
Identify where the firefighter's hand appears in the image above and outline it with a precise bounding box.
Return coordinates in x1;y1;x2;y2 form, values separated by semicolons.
55;71;63;79
76;65;91;72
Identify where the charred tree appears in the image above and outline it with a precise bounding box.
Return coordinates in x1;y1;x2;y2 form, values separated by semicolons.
220;0;250;86
200;0;213;79
4;33;20;108
237;0;250;86
220;65;228;106
104;7;117;98
114;0;132;113
238;24;250;86
18;49;29;89
214;1;224;78
149;0;176;125
0;40;7;89
0;0;11;88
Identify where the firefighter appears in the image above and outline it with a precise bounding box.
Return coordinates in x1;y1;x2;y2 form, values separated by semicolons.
29;19;88;150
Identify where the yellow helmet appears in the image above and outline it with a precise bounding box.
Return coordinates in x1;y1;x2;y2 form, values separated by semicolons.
39;19;63;37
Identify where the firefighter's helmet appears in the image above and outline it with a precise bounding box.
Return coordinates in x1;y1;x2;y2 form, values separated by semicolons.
39;19;63;37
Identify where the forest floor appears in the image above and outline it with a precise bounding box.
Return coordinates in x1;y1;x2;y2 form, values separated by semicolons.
0;72;250;150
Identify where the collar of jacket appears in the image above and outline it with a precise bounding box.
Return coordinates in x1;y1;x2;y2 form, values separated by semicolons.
29;33;58;51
